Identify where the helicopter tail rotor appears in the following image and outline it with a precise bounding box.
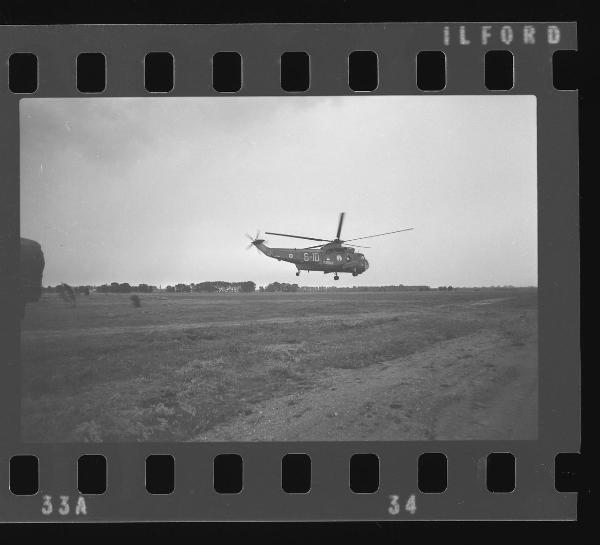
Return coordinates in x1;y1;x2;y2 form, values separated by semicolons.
245;231;266;250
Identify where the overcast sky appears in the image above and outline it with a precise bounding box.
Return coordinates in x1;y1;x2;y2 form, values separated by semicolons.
20;96;537;287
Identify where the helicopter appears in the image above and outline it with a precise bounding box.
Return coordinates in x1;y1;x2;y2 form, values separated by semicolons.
246;212;413;280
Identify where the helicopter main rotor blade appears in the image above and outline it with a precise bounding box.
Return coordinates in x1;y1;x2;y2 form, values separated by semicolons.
345;243;371;249
336;212;345;240
265;232;332;243
343;228;414;243
302;242;370;249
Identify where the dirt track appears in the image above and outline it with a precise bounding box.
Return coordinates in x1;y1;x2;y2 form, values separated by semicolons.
195;328;537;441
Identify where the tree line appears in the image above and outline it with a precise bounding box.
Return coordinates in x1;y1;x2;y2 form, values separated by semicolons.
96;283;154;293
260;282;299;292
43;283;153;294
43;281;257;294
165;281;256;293
297;285;431;292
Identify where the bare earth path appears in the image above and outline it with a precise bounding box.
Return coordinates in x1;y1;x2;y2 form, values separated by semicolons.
195;329;537;441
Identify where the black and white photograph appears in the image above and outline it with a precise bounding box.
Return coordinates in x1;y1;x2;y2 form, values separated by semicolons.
19;95;538;442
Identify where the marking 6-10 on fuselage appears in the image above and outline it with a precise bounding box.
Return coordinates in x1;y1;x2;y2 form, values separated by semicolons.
246;212;413;280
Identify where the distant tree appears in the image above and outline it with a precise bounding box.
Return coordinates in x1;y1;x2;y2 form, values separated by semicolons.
194;282;213;293
264;282;298;292
175;283;191;293
240;281;256;293
166;285;175;293
119;283;132;293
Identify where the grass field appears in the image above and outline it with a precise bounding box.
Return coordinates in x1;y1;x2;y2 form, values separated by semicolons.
21;289;538;442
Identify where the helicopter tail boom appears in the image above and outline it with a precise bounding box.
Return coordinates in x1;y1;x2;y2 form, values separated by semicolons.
249;239;273;257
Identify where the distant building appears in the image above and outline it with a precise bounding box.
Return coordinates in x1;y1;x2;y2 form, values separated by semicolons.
216;285;240;293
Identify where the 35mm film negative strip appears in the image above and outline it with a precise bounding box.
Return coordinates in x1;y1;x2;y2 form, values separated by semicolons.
0;23;579;521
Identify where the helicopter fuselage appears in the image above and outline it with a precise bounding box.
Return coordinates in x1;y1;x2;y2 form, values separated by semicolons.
248;212;411;279
253;241;369;277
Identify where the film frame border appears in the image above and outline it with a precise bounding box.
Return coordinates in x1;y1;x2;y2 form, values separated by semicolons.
0;22;579;521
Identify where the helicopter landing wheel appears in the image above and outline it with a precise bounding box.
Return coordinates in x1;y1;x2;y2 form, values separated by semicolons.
334;274;339;281
296;271;300;276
